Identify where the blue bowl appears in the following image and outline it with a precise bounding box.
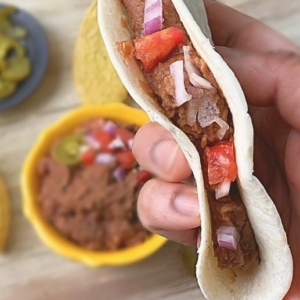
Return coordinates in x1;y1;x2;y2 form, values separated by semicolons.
0;4;49;111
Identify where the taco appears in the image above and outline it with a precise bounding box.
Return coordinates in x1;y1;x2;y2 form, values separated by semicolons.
97;0;293;299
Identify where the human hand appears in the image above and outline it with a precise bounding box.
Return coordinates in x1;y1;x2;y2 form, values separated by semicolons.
132;0;300;298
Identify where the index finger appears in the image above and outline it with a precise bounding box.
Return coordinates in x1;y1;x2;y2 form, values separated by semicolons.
204;0;299;53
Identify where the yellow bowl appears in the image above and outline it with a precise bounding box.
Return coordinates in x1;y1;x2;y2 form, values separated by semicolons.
21;103;167;267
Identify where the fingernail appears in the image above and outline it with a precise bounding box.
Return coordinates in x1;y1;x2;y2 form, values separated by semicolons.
216;46;245;58
173;189;199;217
151;139;179;173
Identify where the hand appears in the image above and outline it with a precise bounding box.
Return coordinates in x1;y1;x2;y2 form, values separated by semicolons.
132;0;300;298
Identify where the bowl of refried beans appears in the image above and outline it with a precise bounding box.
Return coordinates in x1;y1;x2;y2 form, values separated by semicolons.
21;103;167;267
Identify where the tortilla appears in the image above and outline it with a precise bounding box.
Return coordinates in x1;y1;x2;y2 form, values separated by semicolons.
97;0;293;299
73;0;127;105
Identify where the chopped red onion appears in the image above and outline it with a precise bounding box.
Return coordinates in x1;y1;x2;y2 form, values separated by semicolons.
113;166;126;182
200;115;230;140
84;134;100;150
144;18;161;35
214;117;230;140
217;226;240;250
95;153;116;165
183;46;212;89
144;0;163;35
197;96;219;127
108;136;126;150
190;73;213;90
215;181;231;199
196;96;229;139
170;60;192;107
103;121;117;136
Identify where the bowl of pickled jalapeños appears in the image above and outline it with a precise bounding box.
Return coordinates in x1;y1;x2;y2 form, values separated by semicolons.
0;5;48;110
22;103;167;267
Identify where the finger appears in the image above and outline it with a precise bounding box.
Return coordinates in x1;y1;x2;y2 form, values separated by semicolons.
285;129;300;216
217;48;300;131
284;129;300;299
132;122;192;182
204;0;299;53
155;228;199;246
137;178;200;245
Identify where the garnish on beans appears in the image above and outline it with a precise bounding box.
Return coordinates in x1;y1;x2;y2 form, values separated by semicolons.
134;27;185;72
50;117;150;183
38;117;152;251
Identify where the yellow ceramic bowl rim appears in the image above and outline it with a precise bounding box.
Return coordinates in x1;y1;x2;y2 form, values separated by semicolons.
21;103;167;267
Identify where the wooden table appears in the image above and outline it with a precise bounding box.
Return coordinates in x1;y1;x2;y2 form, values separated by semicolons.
0;1;299;299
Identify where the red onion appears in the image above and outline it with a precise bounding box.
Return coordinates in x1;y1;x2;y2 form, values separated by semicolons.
108;136;126;150
183;46;212;89
113;166;126;182
95;153;116;165
103;120;117;136
217;226;240;250
84;134;100;150
144;0;163;35
197;96;229;139
215;181;231;199
170;60;192;107
197;97;219;128
200;115;229;140
214;117;230;140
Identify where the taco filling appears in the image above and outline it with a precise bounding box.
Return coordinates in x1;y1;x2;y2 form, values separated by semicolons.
118;0;259;269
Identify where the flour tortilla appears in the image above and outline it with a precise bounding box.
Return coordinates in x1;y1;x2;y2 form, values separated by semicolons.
97;0;293;299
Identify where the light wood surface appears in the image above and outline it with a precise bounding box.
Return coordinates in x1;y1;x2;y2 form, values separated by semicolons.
0;1;299;299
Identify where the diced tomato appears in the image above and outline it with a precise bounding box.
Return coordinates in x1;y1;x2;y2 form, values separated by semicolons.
137;170;151;182
116;150;135;170
116;127;134;144
94;130;114;151
134;27;185;72
81;148;95;165
205;141;237;186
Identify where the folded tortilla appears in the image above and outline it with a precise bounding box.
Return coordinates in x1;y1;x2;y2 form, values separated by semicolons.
97;0;293;299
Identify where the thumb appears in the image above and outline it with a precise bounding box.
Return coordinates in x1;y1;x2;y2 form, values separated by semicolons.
216;47;300;131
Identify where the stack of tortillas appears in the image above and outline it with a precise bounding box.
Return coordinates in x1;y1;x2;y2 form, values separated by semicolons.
73;0;128;105
0;176;10;251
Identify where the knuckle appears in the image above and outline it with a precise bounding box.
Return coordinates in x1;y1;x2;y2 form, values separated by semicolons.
137;179;177;231
137;179;158;231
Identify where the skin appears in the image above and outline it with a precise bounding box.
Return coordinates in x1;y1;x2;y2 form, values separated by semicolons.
132;0;300;299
